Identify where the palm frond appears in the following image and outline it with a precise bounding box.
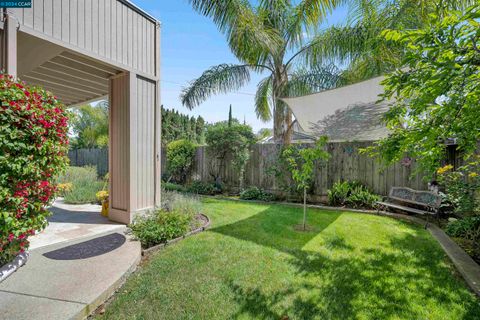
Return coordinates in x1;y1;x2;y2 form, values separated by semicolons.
181;64;252;110
285;0;345;48
293;23;381;68
188;0;281;63
255;76;273;121
285;65;342;98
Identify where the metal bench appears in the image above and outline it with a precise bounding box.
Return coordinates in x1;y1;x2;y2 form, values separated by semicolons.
376;187;442;227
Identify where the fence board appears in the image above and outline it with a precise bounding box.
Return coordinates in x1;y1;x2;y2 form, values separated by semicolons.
69;141;438;197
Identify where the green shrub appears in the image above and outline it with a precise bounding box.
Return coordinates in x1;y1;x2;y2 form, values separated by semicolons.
162;182;186;193
446;217;480;241
239;187;275;202
0;75;69;265
57;166;103;204
130;210;192;248
328;181;380;209
166;139;196;184
186;181;219;195
345;186;382;209
131;191;201;248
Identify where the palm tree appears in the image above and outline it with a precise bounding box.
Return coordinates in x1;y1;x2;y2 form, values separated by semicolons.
300;0;476;84
180;0;343;144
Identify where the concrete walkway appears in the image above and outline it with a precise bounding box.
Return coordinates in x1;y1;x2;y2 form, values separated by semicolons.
0;201;142;320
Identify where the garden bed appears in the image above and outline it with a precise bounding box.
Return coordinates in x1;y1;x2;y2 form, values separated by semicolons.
142;213;210;256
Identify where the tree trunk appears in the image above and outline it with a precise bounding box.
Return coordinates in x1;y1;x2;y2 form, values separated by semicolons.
272;66;290;144
303;187;307;231
273;100;284;144
285;109;293;145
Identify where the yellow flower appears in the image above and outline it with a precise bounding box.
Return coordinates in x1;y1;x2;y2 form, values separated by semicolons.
437;165;453;175
57;183;73;194
468;172;478;178
96;190;109;203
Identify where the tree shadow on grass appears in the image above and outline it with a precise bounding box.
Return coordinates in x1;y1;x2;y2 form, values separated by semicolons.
211;207;480;319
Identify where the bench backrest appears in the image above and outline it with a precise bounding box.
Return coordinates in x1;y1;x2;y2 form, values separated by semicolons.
389;187;442;209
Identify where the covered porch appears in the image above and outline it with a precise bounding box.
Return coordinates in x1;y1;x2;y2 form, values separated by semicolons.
0;1;162;224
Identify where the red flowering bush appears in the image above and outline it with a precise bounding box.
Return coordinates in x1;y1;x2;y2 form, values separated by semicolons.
0;74;69;265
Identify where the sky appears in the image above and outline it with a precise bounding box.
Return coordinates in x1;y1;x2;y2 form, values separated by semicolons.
132;0;349;132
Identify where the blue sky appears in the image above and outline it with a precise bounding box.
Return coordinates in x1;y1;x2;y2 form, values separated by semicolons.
133;1;349;132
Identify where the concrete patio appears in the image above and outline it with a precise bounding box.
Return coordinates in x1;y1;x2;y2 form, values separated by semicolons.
0;201;142;320
30;199;125;250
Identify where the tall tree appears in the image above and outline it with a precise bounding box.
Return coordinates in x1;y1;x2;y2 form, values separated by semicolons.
303;0;476;84
70;102;108;149
181;0;342;144
368;4;480;175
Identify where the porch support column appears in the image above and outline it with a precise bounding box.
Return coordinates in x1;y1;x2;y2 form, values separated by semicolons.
109;72;161;224
1;11;18;77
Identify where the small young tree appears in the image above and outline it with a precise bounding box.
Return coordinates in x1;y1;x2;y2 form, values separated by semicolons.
283;137;330;231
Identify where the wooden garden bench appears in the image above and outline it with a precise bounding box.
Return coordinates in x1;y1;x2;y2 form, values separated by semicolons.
376;187;442;227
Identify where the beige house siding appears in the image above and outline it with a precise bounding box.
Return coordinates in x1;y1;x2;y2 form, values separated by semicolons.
131;76;156;211
109;73;130;216
8;0;158;78
2;2;161;224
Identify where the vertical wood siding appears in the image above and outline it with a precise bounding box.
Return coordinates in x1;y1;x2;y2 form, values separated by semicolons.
109;73;129;211
131;76;156;210
10;0;157;77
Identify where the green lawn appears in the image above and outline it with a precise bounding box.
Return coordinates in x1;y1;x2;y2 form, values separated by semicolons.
99;199;480;319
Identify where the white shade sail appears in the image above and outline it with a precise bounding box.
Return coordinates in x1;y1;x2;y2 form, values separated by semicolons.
282;76;390;142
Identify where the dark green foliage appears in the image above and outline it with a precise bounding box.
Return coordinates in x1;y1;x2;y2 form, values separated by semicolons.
162;182;186;193
205;122;255;185
130;211;192;248
161;107;205;146
366;5;480;175
186;181;220;195
166;139;196;184
239;187;275;202
446;217;480;241
130;192;201;248
328;181;381;209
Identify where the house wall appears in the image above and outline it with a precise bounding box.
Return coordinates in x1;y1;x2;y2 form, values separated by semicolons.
109;72;160;223
8;0;158;78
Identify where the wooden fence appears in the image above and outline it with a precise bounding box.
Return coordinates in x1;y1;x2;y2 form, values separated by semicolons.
70;142;433;198
68;148;109;177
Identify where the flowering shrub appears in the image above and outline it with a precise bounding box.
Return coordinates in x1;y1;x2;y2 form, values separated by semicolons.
437;158;480;216
0;74;69;265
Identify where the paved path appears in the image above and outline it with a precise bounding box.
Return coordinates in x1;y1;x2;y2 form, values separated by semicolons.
0;202;141;320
